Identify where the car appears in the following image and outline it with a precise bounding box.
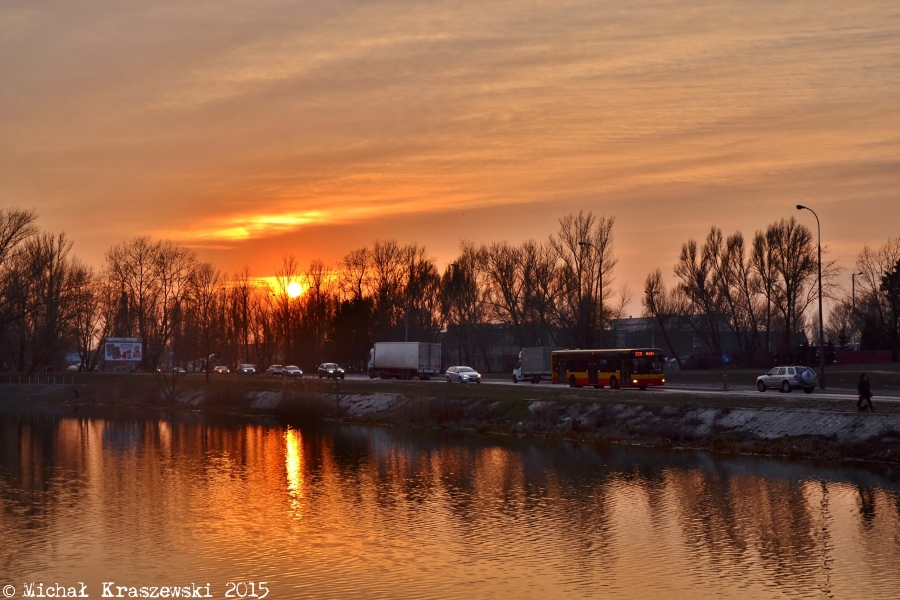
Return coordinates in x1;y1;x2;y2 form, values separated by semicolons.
173;367;186;374
237;364;257;374
212;365;229;374
283;365;303;378
67;364;79;372
317;363;345;379
756;365;817;394
266;365;284;376
446;366;481;383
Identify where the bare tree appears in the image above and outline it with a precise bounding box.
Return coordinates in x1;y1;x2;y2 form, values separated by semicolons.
674;235;724;358
105;237;197;370
764;218;840;361
192;262;221;382
230;267;254;365
71;267;116;371
550;211;617;348
299;259;334;366
441;242;489;366
642;269;687;369
340;248;370;302
105;237;160;369
750;230;778;356
0;208;37;264
153;240;198;369
856;237;900;360
520;240;561;346
248;285;278;369
274;255;300;364
401;244;441;342
1;232;86;372
0;208;38;357
370;239;405;340
480;241;526;344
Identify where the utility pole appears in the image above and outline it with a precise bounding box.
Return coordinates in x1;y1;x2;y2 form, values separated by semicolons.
852;271;864;348
797;205;826;389
578;240;603;348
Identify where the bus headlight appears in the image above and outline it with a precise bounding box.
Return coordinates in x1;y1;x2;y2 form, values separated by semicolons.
632;379;638;384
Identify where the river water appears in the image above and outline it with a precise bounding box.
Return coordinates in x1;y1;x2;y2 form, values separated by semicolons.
2;406;900;599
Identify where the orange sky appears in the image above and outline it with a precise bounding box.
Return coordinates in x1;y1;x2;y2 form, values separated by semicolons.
2;0;899;313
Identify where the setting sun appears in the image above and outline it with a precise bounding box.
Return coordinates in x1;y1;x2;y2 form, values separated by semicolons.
286;282;303;298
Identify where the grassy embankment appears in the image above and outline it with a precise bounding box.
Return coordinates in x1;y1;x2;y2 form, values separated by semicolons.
0;367;900;413
7;367;900;415
5;370;900;462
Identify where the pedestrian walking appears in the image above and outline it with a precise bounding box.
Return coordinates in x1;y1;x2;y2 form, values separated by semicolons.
857;373;874;412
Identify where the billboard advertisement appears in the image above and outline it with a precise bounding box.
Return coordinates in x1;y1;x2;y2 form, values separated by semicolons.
105;337;143;362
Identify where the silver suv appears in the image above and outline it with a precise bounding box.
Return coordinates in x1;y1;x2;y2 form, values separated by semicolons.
756;366;817;394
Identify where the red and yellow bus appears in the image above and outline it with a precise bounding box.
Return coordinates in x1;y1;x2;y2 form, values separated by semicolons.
551;348;666;389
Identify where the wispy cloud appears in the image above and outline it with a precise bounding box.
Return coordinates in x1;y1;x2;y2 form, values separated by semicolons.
1;0;898;296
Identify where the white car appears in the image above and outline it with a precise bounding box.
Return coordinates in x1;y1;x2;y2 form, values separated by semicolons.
446;366;482;383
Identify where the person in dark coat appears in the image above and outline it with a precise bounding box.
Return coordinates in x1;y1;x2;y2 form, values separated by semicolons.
857;373;874;412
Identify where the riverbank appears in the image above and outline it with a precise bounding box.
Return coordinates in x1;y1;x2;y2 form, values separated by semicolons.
2;374;900;463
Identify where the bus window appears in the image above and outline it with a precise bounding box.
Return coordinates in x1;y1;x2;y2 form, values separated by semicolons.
567;358;589;372
633;355;663;374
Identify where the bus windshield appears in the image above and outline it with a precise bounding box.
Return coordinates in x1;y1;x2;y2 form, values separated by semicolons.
632;355;664;374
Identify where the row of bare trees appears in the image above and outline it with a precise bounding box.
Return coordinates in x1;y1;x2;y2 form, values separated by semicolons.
0;208;93;373
643;218;900;367
0;207;632;373
825;238;900;361
2;202;896;374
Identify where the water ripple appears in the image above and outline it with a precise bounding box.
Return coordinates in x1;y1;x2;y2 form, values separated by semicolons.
2;414;900;599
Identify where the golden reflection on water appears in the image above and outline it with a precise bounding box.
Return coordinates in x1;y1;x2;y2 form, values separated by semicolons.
284;426;304;518
1;412;900;599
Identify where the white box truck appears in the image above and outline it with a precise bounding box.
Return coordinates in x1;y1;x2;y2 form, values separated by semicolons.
367;342;442;380
513;346;563;383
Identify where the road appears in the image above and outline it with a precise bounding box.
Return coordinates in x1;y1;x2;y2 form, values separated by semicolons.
337;373;899;403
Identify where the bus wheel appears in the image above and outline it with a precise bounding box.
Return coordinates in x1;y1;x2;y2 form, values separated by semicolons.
609;376;618;389
569;375;578;388
532;375;540;384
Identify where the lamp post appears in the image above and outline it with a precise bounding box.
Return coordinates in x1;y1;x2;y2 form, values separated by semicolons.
852;272;864;314
578;240;603;348
796;204;826;389
450;263;463;364
852;271;864;348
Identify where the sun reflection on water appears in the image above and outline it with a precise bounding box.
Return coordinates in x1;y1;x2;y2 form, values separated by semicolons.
285;426;304;518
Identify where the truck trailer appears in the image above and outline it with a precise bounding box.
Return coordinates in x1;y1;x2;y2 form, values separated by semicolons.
513;346;563;383
367;342;442;380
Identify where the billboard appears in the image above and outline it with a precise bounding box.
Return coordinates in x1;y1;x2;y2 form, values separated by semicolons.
105;337;143;362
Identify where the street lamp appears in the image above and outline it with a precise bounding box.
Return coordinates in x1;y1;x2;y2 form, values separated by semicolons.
852;272;864;313
578;241;603;348
852;271;864;348
449;263;463;364
796;204;826;389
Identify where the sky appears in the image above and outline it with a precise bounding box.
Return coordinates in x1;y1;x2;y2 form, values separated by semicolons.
2;0;899;313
